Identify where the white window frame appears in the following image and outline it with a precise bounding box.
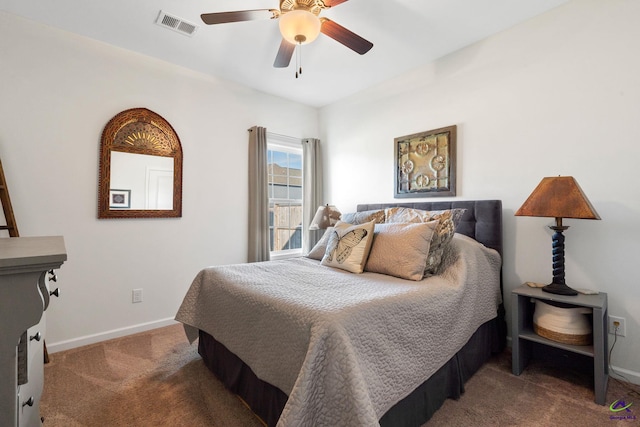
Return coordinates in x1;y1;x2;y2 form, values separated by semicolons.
267;133;304;260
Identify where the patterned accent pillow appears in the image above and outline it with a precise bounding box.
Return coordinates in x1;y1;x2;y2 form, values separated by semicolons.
340;209;385;225
306;227;334;260
435;233;462;275
365;221;439;281
321;220;375;273
384;207;466;276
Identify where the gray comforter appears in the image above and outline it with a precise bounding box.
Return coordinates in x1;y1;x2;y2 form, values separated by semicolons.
175;234;501;426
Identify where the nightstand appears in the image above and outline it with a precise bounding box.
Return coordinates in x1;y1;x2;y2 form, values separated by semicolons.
511;284;608;405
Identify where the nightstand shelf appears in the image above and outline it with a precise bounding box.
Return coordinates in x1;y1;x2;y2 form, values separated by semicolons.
517;328;595;357
511;284;608;405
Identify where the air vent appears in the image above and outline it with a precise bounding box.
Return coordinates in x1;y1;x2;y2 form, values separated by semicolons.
155;11;198;37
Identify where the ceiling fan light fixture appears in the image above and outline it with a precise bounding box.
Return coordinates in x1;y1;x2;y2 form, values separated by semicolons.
279;10;321;45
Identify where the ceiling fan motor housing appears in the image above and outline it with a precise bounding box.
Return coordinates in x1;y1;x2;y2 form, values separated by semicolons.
280;0;326;16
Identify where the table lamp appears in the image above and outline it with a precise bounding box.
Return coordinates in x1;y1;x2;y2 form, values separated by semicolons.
515;176;600;295
309;204;341;230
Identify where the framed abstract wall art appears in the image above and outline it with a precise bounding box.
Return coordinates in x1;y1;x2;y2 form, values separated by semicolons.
394;125;457;198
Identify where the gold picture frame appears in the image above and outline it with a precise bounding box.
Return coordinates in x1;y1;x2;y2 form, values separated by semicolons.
394;125;456;198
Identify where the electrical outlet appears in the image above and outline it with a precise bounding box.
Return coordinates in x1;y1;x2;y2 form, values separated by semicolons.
132;288;143;303
608;315;626;337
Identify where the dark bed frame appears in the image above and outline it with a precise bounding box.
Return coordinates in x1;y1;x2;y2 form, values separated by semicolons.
198;200;505;426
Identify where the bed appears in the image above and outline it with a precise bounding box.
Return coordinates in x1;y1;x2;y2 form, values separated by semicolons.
176;200;505;426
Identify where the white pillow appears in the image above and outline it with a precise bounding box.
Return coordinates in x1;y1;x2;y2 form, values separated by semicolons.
306;227;333;260
321;220;375;273
365;221;439;280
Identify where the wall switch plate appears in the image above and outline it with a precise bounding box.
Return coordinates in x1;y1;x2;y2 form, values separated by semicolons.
608;315;626;337
132;288;143;303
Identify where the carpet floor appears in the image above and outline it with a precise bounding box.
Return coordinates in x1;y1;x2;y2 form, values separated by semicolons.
40;324;639;427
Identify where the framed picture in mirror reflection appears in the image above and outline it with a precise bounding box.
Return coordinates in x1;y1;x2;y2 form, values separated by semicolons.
109;189;131;209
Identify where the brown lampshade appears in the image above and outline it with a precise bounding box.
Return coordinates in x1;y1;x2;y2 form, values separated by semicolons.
309;204;341;230
515;176;600;220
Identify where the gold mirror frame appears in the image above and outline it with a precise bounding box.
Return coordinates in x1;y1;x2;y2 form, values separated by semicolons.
98;108;183;218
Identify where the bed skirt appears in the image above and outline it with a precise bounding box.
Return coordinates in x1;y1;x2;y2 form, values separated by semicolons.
197;316;504;427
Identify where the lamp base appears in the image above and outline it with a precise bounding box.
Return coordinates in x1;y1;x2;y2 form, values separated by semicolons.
542;282;578;296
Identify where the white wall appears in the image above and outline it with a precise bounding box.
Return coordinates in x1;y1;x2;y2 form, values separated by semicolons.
320;0;640;381
0;12;318;350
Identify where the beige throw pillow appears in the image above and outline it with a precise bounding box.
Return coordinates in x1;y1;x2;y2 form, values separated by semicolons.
385;207;466;276
365;221;439;281
321;220;375;273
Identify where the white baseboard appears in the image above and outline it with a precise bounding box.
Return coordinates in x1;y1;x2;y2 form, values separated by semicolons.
47;317;178;354
609;366;640;386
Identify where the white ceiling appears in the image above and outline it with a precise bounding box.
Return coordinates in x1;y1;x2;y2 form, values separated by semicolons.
2;0;568;107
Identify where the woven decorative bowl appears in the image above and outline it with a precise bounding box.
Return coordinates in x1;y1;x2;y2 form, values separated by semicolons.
533;299;593;346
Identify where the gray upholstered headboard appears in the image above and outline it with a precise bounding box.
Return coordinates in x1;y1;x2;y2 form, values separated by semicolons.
356;200;503;257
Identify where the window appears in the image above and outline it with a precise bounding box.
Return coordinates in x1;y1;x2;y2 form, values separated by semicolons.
267;134;303;258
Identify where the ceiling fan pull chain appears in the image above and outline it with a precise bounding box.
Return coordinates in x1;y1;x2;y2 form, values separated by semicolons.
299;42;303;76
295;42;302;78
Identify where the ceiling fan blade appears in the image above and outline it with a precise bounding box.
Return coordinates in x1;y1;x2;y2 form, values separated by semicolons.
323;0;350;7
274;39;295;68
201;9;278;25
320;19;373;55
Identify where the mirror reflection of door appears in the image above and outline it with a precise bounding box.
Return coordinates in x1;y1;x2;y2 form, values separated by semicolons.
110;151;174;210
146;169;173;209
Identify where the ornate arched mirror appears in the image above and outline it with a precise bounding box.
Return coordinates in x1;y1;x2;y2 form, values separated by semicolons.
98;108;183;218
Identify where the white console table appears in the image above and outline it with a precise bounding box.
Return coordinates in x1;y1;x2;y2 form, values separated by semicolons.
0;236;66;427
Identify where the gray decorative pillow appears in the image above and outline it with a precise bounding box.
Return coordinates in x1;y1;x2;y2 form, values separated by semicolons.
365;221;439;281
384;207;466;276
321;220;375;273
306;227;334;260
435;233;461;275
340;209;385;225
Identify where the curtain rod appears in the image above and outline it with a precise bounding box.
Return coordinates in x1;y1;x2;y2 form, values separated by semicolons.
247;128;312;144
246;127;287;138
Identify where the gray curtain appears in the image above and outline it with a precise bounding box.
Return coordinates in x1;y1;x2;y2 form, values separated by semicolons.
302;138;323;253
248;126;270;262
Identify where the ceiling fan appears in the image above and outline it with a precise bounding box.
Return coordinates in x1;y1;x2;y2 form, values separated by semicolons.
200;0;373;71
